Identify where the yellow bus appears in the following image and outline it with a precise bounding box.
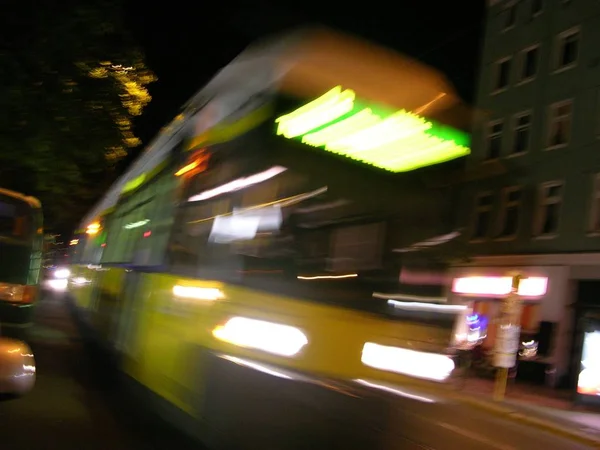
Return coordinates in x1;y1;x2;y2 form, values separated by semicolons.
67;28;473;448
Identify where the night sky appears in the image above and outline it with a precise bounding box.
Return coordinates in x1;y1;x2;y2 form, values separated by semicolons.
123;1;486;165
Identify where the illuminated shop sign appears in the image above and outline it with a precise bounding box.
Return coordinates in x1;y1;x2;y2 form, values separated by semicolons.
452;276;548;297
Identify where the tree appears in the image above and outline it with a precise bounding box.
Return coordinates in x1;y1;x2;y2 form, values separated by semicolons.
0;0;156;232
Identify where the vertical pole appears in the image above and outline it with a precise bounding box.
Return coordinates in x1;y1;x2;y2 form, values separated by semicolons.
493;274;522;402
494;368;508;401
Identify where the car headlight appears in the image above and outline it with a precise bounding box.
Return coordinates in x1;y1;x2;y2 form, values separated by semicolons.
54;268;70;279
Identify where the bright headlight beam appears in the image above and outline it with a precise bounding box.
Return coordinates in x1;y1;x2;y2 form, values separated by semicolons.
213;317;308;357
54;268;70;279
172;285;224;301
361;342;455;382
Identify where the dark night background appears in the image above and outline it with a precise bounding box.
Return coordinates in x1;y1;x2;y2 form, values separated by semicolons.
0;0;486;235
122;1;486;171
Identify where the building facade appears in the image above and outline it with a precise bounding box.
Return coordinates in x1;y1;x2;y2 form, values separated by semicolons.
452;0;600;390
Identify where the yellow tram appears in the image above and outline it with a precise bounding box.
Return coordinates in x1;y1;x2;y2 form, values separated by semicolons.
67;28;473;449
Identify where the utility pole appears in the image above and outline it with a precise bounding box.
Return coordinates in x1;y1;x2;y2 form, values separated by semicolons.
493;274;522;401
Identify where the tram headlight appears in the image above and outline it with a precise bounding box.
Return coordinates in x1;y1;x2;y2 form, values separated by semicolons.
47;279;68;291
361;342;455;382
173;285;224;301
213;317;308;357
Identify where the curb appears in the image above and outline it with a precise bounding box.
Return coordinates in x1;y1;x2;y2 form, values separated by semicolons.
453;394;600;448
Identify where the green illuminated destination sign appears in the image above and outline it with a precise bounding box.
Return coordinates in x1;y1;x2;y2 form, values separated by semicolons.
275;86;470;173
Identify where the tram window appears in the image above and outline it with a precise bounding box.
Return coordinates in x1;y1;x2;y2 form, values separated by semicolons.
171;145;391;310
102;214;124;263
104;211;120;263
126;201;151;263
173;159;354;282
103;199;137;263
142;172;177;266
102;185;153;264
80;230;104;264
102;169;177;266
232;178;385;278
169;151;244;277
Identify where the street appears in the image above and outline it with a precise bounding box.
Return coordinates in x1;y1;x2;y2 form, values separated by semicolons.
0;289;596;450
375;386;595;449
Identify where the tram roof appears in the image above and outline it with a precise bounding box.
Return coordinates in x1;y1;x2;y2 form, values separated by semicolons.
80;27;471;229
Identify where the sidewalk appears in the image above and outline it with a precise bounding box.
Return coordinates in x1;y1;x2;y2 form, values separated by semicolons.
457;376;574;408
449;376;600;447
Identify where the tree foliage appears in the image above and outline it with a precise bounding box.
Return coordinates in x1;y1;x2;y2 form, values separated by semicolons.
0;0;156;231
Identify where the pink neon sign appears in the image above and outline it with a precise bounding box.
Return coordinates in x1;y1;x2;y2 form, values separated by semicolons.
452;276;548;297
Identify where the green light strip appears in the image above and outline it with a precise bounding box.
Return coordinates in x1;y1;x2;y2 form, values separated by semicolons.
275;86;470;173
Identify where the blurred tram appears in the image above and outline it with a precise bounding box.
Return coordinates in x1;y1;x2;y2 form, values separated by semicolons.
67;28;475;449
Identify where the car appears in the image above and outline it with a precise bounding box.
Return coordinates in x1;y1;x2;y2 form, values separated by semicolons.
0;335;36;398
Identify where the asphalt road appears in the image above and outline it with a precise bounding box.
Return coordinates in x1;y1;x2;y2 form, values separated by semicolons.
371;385;594;449
0;289;595;450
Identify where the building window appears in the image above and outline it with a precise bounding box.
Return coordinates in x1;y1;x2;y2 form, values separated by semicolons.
502;3;517;30
498;187;522;238
531;0;543;17
472;193;493;240
555;28;580;71
486;120;503;160
535;182;563;237
512;112;531;155
589;174;600;233
519;46;539;82
547;101;572;148
493;58;512;92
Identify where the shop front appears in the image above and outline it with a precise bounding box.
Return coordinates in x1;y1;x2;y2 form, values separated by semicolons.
447;265;571;387
569;280;600;404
